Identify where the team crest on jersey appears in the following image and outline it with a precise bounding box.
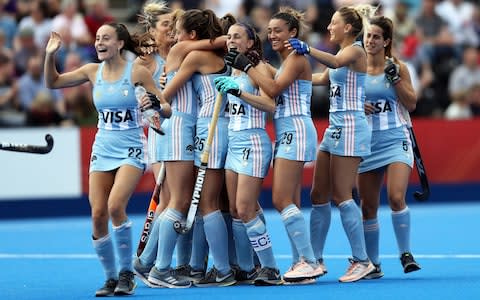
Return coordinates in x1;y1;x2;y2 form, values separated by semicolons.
122;79;129;86
186;144;194;152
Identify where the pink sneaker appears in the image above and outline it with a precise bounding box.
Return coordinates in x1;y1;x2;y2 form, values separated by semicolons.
338;259;375;283
283;258;325;282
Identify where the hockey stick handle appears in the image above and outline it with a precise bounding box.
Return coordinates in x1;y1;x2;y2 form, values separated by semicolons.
175;93;224;234
0;134;54;154
136;162;166;256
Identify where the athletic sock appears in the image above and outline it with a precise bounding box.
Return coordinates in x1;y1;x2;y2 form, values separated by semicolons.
363;218;380;265
139;216;160;266
245;216;277;269
112;219;133;272
176;222;193;266
254;208;266;266
222;212;237;266
310;202;331;262
190;215;208;271
204;210;230;274
281;204;315;263
154;208;183;271
93;233;117;280
232;218;254;271
338;199;368;261
392;206;411;254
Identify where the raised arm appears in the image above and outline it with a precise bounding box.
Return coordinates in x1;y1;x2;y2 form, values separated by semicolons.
44;32;93;89
387;60;417;112
162;51;202;102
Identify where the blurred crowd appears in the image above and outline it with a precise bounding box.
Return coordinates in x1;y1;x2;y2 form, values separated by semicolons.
1;0;479;128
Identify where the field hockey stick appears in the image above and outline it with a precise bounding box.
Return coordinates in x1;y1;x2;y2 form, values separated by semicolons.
403;108;430;201
174;93;224;234
136;162;166;257
0;134;54;154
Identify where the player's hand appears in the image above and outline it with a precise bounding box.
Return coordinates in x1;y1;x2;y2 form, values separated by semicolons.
225;49;253;72
285;38;310;55
158;66;167;90
45;32;62;55
214;76;241;97
384;57;401;85
364;102;375;115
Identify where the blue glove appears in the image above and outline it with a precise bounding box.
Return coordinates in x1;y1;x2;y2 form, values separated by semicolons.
214;76;241;97
288;38;310;55
384;57;401;85
225;49;253;72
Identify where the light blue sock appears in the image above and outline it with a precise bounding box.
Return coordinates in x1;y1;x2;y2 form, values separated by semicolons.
222;212;237;266
392;207;411;254
93;233;117;280
176;223;193;266
310;203;331;262
189;215;208;271
232;218;254;271
154;208;183;271
245;216;277;269
254;209;266;267
363;218;380;265
281;204;315;263
338;199;368;262
139;216;160;266
112;220;133;272
204;210;230;274
287;232;300;264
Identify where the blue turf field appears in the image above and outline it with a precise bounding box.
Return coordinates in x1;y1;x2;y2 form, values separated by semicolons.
1;203;479;300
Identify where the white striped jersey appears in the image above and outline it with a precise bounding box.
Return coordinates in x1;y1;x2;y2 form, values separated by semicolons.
273;67;312;119
365;73;408;131
93;61;142;130
166;70;197;115
226;72;267;131
192;65;230;118
328;41;366;112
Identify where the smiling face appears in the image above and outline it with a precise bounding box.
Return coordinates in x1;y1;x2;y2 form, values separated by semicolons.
267;18;292;52
226;24;254;53
151;13;175;46
327;12;348;44
95;25;124;61
174;20;195;42
364;24;386;56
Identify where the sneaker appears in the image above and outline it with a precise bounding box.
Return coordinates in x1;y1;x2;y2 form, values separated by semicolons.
133;257;160;288
284;278;316;285
171;264;192;278
171;264;205;283
114;270;136;295
235;268;258;285
254;267;283;286
338;259;375;283
95;278;118;297
283;258;324;282
317;259;328;274
147;266;192;288
363;264;384;280
401;252;421;273
194;267;237;287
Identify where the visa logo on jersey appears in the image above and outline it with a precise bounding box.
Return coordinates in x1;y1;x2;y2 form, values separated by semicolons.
101;109;135;123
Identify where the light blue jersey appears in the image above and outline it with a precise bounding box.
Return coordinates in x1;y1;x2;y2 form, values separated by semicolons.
166;71;197;115
148;54;166;163
93;61;142;130
90;61;147;172
328;41;366;112
274;67;312;119
364;73;408;131
226;72;267;131
151;54;166;89
192;66;230;168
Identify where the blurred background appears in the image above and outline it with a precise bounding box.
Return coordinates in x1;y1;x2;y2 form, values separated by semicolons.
1;0;479;218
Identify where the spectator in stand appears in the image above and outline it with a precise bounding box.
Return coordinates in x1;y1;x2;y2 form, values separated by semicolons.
435;0;478;49
386;1;416;57
17;0;53;50
444;90;473;120
17;54;62;113
13;27;38;76
468;83;480;116
0;29;13;58
0;1;16;49
448;46;480;106
84;0;114;44
0;51;22;126
51;0;93;62
25;90;66;126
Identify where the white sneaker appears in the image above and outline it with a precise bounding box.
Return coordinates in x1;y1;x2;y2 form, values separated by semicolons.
338;259;375;283
283;258;324;282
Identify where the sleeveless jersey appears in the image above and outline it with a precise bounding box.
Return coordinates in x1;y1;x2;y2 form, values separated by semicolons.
328;41;366;112
192;65;230;118
152;54;166;90
93;61;142;130
166;70;197;115
365;73;408;131
273;67;312;119
226;72;267;131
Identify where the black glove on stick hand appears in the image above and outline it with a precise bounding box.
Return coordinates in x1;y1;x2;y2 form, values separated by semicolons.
225;49;253;72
